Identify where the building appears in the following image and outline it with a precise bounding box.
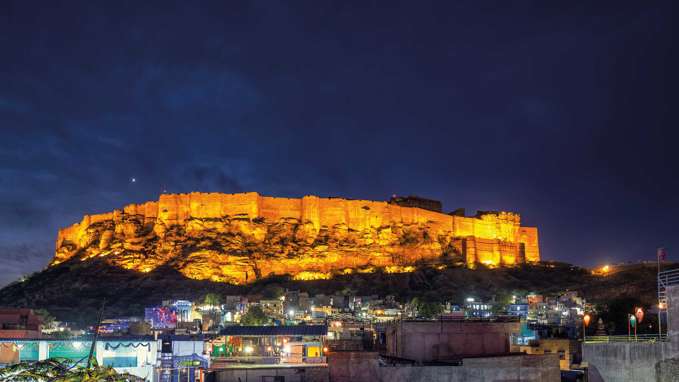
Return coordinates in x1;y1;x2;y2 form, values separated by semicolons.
53;192;541;282
507;303;529;318
0;335;208;381
518;338;579;370
384;320;521;362
211;325;327;362
162;300;193;322
0;309;42;339
259;299;284;317
388;195;443;212
464;299;495;318
328;351;560;382
582;276;679;381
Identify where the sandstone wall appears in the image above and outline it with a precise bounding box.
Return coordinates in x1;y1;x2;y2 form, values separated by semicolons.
519;227;540;263
53;192;540;281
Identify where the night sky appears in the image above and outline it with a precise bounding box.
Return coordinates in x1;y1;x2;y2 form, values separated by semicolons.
1;1;677;286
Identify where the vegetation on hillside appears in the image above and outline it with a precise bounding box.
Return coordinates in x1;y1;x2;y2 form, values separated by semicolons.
0;257;672;331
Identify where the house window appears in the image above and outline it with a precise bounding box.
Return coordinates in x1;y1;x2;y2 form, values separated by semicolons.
103;356;138;368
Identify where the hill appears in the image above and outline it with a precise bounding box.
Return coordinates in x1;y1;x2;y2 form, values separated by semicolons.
52;192;540;285
0;258;668;327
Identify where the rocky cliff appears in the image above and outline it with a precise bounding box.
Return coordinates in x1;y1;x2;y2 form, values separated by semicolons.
52;192;540;284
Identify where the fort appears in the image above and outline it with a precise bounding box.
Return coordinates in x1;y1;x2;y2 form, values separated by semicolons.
52;192;540;284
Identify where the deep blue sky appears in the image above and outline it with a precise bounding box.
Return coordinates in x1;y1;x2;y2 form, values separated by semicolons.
1;1;677;286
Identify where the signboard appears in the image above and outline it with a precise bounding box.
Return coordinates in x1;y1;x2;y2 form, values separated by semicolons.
145;307;178;329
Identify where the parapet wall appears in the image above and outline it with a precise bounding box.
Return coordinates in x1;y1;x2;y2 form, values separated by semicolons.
327;353;560;382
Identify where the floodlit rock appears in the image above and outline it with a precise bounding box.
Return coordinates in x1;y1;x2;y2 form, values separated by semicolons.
52;192;540;284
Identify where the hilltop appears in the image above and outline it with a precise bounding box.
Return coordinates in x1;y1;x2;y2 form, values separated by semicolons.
51;192;539;284
0;192;665;326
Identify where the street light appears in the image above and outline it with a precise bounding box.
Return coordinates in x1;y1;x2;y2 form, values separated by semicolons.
629;314;637;341
583;314;591;343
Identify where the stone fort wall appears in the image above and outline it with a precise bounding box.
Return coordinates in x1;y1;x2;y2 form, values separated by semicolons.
55;192;540;267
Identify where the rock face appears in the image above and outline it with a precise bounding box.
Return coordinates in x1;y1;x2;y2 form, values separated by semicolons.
53;192;540;284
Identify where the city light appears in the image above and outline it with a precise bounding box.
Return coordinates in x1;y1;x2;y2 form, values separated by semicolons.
635;307;644;324
466;297;475;302
244;346;253;354
72;341;83;349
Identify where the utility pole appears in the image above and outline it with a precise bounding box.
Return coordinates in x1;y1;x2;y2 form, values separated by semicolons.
658;248;664;340
87;301;106;370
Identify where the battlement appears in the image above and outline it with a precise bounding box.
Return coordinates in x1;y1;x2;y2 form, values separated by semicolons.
53;192;540;281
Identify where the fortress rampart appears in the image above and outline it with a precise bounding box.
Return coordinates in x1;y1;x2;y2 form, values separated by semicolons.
54;192;540;281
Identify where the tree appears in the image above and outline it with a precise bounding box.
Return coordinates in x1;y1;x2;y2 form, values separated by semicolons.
50;330;74;339
261;284;284;299
33;309;55;330
203;293;222;311
0;358;144;381
240;305;270;326
599;296;645;335
415;300;443;319
406;296;445;319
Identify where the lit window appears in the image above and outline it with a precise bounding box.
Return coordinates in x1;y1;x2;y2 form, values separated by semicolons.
103;356;137;368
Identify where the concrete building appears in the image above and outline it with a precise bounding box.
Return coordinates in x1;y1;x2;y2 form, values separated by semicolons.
384;320;520;362
259;299;284;317
0;308;42;339
517;338;579;370
328;351;560;382
212;364;328;382
0;335;207;381
583;279;679;381
211;325;327;360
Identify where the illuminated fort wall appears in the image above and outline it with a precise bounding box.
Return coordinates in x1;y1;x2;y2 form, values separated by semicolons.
55;192;540;267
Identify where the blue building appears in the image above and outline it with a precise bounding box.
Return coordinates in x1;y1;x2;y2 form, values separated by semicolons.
0;335;208;381
507;303;529;318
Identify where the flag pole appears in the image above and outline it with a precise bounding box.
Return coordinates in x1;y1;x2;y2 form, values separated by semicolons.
658;248;662;340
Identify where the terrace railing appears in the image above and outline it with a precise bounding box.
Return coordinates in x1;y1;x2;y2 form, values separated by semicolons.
658;268;679;307
584;334;667;344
